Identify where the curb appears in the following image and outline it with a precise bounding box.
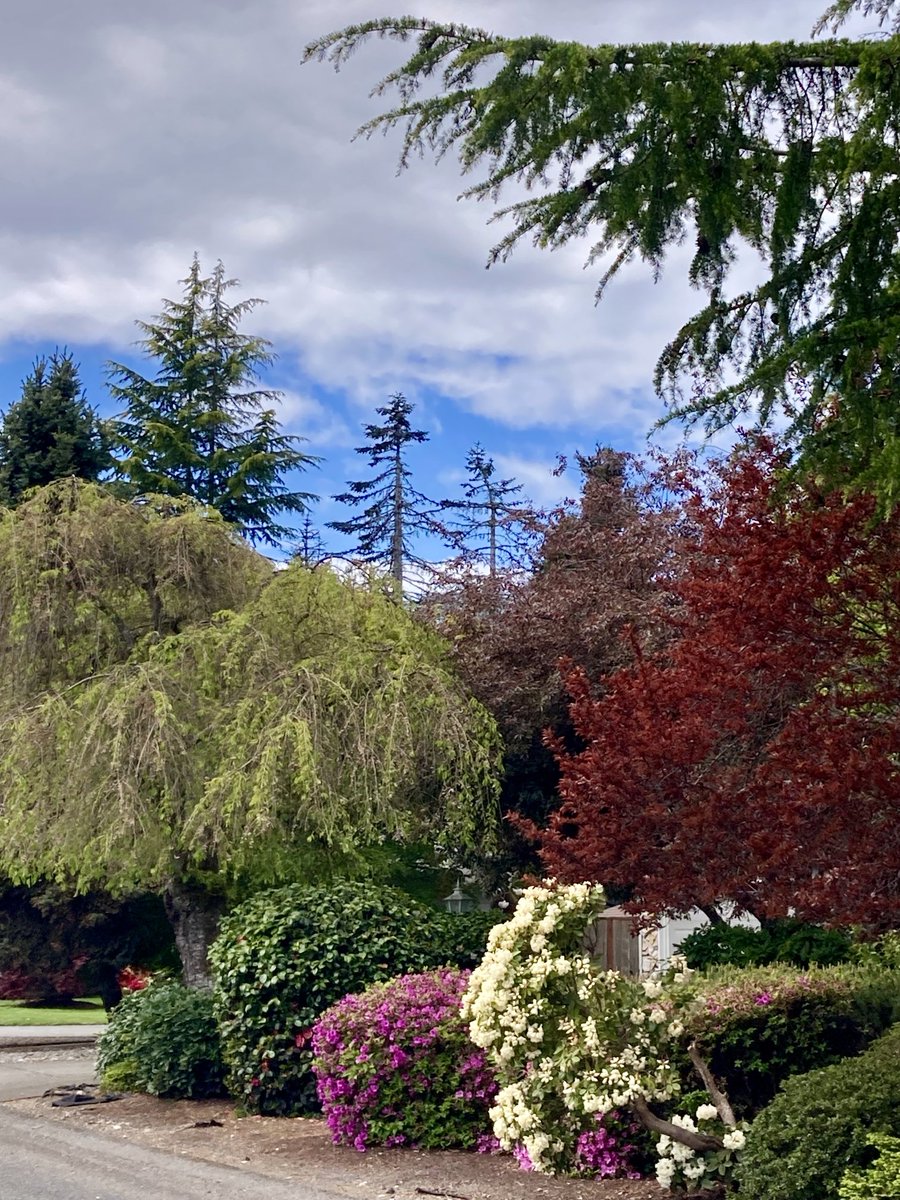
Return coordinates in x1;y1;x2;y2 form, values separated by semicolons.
0;1035;99;1051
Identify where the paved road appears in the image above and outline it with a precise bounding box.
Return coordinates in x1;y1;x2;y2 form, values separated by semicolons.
0;1107;347;1200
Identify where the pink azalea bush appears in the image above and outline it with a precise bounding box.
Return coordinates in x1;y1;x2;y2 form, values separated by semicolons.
312;968;496;1151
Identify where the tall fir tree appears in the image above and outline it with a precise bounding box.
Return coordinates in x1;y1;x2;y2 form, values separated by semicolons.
329;392;441;590
442;443;535;575
0;351;110;507
108;256;317;546
307;2;900;511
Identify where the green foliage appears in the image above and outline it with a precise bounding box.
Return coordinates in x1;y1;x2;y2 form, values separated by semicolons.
109;255;317;546
852;930;900;970
838;1134;900;1200
209;881;499;1115
99;979;224;1099
734;1024;900;1200
681;921;853;971
686;965;900;1117
0;351;110;506
0;557;500;894
305;17;900;510
0;478;269;704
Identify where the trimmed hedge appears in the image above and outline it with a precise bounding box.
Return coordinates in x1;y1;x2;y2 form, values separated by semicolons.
210;881;499;1115
683;965;900;1117
734;1024;900;1200
680;920;853;971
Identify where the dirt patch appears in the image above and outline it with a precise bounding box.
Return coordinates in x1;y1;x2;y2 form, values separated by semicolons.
4;1092;667;1200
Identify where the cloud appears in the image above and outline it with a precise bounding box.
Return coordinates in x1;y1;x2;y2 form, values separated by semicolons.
0;0;845;465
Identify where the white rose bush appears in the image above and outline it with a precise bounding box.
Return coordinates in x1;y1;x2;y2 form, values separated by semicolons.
461;882;746;1187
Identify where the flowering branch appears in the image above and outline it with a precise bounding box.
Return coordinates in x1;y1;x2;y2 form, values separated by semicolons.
631;1097;724;1154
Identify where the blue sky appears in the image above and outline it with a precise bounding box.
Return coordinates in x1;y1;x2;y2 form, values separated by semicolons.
0;0;867;556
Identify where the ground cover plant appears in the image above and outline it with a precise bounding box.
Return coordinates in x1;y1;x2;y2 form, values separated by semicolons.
210;881;499;1115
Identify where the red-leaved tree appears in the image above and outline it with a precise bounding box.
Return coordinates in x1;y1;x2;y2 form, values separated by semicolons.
520;446;900;930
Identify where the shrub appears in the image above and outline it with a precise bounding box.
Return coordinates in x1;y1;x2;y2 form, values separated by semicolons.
680;920;853;972
838;1134;900;1200
312;968;494;1150
98;980;224;1099
734;1024;900;1200
684;965;899;1116
210;881;500;1116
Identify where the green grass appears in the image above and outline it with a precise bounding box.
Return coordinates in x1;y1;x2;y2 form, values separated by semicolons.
0;998;107;1025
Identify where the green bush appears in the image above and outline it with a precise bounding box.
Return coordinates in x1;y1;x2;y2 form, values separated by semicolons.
210;881;500;1116
684;965;899;1117
98;980;224;1099
734;1024;900;1200
680;920;853;971
838;1134;900;1200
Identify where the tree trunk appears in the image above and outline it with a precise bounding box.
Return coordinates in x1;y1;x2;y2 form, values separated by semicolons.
163;879;225;990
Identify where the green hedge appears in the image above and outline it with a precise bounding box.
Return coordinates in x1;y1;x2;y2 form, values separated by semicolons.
680;920;853;971
98;980;225;1099
734;1024;900;1200
209;881;499;1115
683;964;899;1117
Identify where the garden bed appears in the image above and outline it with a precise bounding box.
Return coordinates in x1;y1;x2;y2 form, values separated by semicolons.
4;1093;666;1200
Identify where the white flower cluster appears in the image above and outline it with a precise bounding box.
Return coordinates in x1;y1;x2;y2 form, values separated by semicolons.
654;1106;748;1191
461;882;682;1174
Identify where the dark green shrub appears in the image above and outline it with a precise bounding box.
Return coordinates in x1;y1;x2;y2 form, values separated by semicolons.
98;980;224;1099
680;920;853;972
684;965;899;1116
210;881;499;1116
734;1024;900;1200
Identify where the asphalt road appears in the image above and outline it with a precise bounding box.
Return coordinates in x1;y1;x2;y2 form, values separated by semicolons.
0;1108;346;1200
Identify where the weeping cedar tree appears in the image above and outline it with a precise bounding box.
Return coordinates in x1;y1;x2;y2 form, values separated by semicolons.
0;351;110;506
517;444;900;932
329;392;442;590
0;482;501;986
441;443;536;576
307;0;900;511
108;256;317;546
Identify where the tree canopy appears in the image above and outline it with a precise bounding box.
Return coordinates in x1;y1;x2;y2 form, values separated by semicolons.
109;256;317;546
518;445;900;931
305;1;900;508
0;482;500;895
0;351;110;506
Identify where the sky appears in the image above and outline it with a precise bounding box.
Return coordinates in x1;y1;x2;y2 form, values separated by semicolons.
0;0;869;554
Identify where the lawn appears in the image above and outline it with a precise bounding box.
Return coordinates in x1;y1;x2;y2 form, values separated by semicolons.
0;998;106;1025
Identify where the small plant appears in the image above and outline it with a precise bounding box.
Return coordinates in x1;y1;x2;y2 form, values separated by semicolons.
312;968;495;1151
98;979;224;1099
838;1133;900;1200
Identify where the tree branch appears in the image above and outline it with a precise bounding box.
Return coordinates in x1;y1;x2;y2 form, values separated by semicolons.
688;1042;737;1127
632;1096;725;1153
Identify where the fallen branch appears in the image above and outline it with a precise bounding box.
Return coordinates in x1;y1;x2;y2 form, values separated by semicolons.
632;1096;724;1153
414;1189;472;1200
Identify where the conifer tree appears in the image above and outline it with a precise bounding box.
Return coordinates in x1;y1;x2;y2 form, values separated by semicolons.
442;443;535;576
108;256;316;546
0;351;109;507
306;1;900;510
329;393;440;589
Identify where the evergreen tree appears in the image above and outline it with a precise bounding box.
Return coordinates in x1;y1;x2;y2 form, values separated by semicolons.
306;2;900;510
291;509;330;567
108;256;317;546
442;443;535;576
0;351;109;506
329;393;441;589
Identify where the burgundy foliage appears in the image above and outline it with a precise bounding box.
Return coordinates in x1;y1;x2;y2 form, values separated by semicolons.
521;447;900;930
